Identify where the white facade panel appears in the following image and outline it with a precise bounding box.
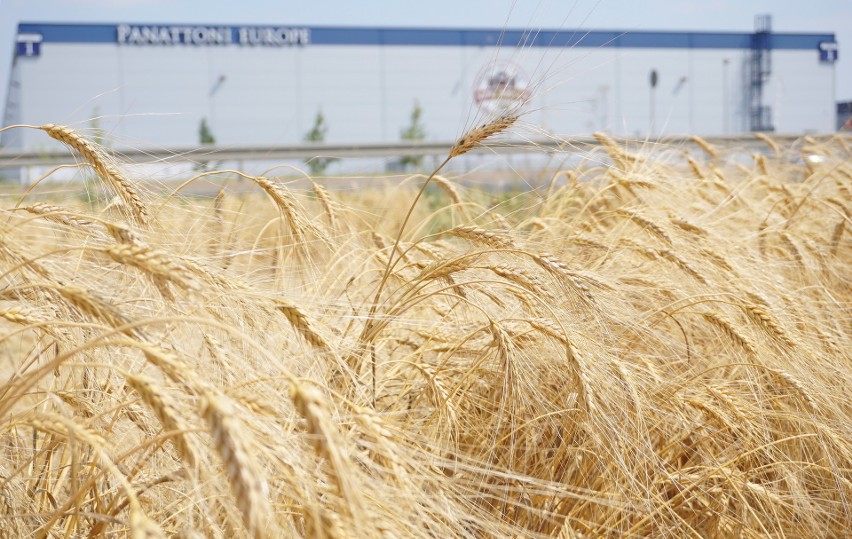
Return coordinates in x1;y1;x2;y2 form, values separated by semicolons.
297;46;384;142
15;44;123;150
770;50;835;133
381;46;467;142
2;23;839;157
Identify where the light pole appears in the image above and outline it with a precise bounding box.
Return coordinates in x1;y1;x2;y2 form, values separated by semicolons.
209;74;227;134
597;84;609;131
649;69;658;137
722;59;730;134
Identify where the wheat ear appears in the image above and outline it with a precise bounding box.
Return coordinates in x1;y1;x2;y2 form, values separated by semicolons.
686;156;707;180
360;112;519;405
432;175;463;207
57;285;136;335
616;209;673;246
22;202;96;229
309;179;338;230
754;132;781;154
106;242;201;297
449;114;517;158
124;373;197;467
656;249;708;285
252;176;309;245
741;303;797;348
755;153;770;175
0;304;52;326
766;367;818;410
669;216;707;237
488;264;553;302
25;413;108;453
290;384;365;524
274;300;332;351
702;312;757;356
594;131;628;162
349;404;406;484
448;224;517;250
199;392;271;539
690;135;718;158
532;253;595;303
830;219;845;255
120;339;198;390
41;124;148;225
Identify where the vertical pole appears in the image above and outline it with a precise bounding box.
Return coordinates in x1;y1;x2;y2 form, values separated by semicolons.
649;69;658;137
650;88;655;137
722;58;730;135
208;74;226;141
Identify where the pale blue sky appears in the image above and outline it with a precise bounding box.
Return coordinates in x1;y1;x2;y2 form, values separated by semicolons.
1;0;849;115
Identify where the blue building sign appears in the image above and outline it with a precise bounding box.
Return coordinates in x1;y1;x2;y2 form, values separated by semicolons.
819;41;838;63
16;33;43;57
14;22;838;52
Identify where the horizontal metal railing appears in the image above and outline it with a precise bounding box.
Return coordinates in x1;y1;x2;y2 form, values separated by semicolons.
0;134;811;168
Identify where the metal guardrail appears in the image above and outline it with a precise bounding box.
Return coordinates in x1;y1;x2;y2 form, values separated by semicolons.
0;134;811;168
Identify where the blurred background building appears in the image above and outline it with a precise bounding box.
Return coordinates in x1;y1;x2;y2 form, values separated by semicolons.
838;102;852;131
1;19;838;157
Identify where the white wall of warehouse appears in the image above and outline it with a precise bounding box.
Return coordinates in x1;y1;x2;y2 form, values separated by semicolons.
8;39;836;152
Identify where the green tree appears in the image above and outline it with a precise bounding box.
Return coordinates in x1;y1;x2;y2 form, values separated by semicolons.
304;109;335;176
400;100;427;170
199;117;216;145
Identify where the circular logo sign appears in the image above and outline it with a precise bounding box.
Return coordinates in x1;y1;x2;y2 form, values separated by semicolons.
473;61;531;113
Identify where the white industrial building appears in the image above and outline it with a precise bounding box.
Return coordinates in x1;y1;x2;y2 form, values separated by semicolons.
1;19;839;156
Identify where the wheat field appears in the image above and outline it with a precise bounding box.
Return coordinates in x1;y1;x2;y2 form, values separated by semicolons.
0;123;850;538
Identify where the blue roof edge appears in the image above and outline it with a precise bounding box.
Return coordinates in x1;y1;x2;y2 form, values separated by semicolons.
15;22;837;50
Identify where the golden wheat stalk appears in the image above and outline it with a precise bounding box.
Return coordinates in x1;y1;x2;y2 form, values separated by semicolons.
252;176;310;245
830;219;845;255
702;312;757;356
362;113;520;382
105;242;201;295
449;114;517;158
309;179;338;230
486;264;552;303
57;285;136;335
41;124;148;225
432;175;463;207
448;224;517;250
532;253;595;303
656;249;709;285
124;373;197;467
593;131;631;163
669;216;707;238
199;392;272;539
754;132;781;154
349;403;406;484
290;384;367;527
686;156;707;180
274;300;332;351
690;135;718;158
741;303;797;348
0;304;51;327
615;209;673;246
21;202;96;229
755;153;770;175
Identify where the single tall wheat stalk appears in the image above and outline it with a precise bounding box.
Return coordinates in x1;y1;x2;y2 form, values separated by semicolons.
41;124;148;225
